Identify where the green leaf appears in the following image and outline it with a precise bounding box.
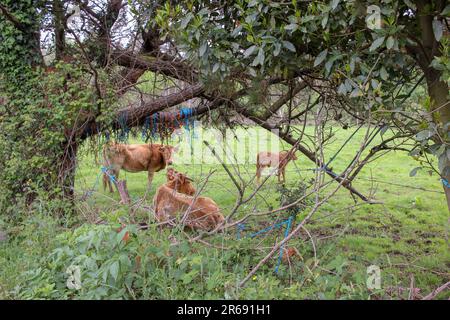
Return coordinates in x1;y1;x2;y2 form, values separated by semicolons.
110;261;119;281
285;23;298;32
199;42;207;57
350;87;362;98
314;49;328;67
212;63;220;73
251;48;265;66
409;167;421;177
441;5;450;16
371;79;380;89
243;45;257;58
386;36;395;50
248;67;257;77
325;59;334;75
116;228;128;245
282;41;296;52
331;0;340;10
180;13;193;29
273;43;281;56
337;83;347;94
432;19;443;42
415;129;434;141
321;13;329;29
369;36;385;52
403;0;416;10
231;25;243;37
380;66;388;81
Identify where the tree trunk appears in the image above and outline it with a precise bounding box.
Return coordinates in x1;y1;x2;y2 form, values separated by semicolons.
415;0;450;211
116;180;131;205
58;141;78;204
52;0;65;61
427;77;450;211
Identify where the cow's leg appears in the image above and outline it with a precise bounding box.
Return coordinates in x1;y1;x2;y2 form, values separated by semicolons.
109;169;120;193
147;170;155;191
104;171;114;193
102;172;108;191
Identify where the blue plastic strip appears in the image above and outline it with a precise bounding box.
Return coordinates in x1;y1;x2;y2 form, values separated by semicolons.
274;215;294;274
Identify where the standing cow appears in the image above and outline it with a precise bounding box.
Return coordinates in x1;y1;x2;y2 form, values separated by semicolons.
102;142;177;192
256;150;298;183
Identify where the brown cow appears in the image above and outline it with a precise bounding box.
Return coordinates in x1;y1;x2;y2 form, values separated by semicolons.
153;176;224;231
165;168;196;196
256;150;298;183
102;142;177;193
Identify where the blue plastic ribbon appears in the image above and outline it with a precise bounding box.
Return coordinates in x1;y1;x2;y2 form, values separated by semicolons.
274;215;294;274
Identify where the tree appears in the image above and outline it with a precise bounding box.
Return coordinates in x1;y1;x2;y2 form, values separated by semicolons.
0;0;448;215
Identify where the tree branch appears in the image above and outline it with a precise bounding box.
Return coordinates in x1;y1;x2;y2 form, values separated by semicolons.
0;3;27;31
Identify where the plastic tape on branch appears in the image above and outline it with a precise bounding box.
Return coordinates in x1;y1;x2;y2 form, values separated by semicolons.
236;217;291;239
236;223;245;240
118;112;130;142
236;216;295;274
142;116;150;141
274;215;294;274
151;113;158;138
101;166;117;183
192;108;198;139
182;108;192;131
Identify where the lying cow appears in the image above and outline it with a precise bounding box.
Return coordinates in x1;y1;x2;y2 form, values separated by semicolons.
102;142;177;193
256;150;298;183
153;171;224;231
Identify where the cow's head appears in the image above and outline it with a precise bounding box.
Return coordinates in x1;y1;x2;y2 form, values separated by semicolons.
159;145;177;166
283;150;298;161
166;168;176;180
166;168;196;195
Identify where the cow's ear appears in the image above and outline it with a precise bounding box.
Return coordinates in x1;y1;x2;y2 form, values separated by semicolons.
173;145;179;152
167;168;175;180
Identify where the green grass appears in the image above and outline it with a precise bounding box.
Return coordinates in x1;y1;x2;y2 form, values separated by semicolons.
72;125;449;299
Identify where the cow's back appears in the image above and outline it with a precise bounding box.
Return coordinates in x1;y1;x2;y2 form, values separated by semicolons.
257;151;280;167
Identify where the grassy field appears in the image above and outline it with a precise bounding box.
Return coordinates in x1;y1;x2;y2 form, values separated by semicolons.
72;125;449;299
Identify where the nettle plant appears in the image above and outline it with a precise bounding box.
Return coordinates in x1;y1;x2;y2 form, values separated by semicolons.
17;223;236;299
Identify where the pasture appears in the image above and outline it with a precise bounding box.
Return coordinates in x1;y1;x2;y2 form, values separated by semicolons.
68;125;449;299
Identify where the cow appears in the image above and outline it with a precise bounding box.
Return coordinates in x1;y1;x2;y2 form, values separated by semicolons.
153;174;224;231
256;150;298;183
165;168;196;196
102;142;177;193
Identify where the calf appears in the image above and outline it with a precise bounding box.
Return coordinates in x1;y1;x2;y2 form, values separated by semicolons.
165;168;196;196
256;150;298;183
102;142;176;193
153;177;224;231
